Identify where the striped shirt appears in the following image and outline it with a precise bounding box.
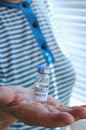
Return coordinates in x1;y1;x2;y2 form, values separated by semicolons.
0;0;75;130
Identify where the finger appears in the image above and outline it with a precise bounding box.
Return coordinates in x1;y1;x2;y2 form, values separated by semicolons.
39;112;75;128
69;107;86;121
58;105;86;121
0;87;15;106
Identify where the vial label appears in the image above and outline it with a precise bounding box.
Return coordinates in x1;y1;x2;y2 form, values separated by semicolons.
34;87;48;102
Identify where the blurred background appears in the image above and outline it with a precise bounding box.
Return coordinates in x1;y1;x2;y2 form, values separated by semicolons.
46;0;86;130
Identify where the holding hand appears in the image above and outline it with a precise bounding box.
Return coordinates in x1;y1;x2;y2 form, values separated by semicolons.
0;86;86;129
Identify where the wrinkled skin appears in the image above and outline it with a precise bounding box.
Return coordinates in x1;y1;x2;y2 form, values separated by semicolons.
0;86;86;130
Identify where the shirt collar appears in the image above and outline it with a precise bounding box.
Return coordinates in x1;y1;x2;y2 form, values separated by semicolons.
0;0;32;8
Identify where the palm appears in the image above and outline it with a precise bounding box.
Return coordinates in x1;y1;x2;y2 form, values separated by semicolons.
0;87;86;128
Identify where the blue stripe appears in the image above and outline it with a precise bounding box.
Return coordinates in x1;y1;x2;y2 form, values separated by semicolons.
0;37;34;47
58;76;75;86
0;52;42;65
0;16;25;25
0;60;45;73
0;24;30;32
0;39;34;49
0;29;32;38
0;10;24;17
0;46;38;59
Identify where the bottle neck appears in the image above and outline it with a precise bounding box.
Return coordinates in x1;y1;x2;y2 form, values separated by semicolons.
38;70;49;74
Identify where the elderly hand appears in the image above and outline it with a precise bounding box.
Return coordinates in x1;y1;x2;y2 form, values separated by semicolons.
0;86;86;129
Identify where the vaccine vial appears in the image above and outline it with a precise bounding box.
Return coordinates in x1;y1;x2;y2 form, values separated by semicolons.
34;65;50;104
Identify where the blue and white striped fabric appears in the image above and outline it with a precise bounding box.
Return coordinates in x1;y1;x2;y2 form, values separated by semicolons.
0;0;75;130
48;0;86;105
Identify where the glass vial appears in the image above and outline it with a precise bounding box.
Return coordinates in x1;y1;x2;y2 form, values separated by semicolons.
34;65;50;104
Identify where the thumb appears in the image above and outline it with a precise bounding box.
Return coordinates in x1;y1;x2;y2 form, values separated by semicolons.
0;87;15;107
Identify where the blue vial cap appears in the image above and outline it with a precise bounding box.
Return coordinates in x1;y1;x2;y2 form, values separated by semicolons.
37;65;50;70
37;65;51;73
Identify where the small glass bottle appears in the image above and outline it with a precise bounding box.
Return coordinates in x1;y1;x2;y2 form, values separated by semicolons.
34;65;50;104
